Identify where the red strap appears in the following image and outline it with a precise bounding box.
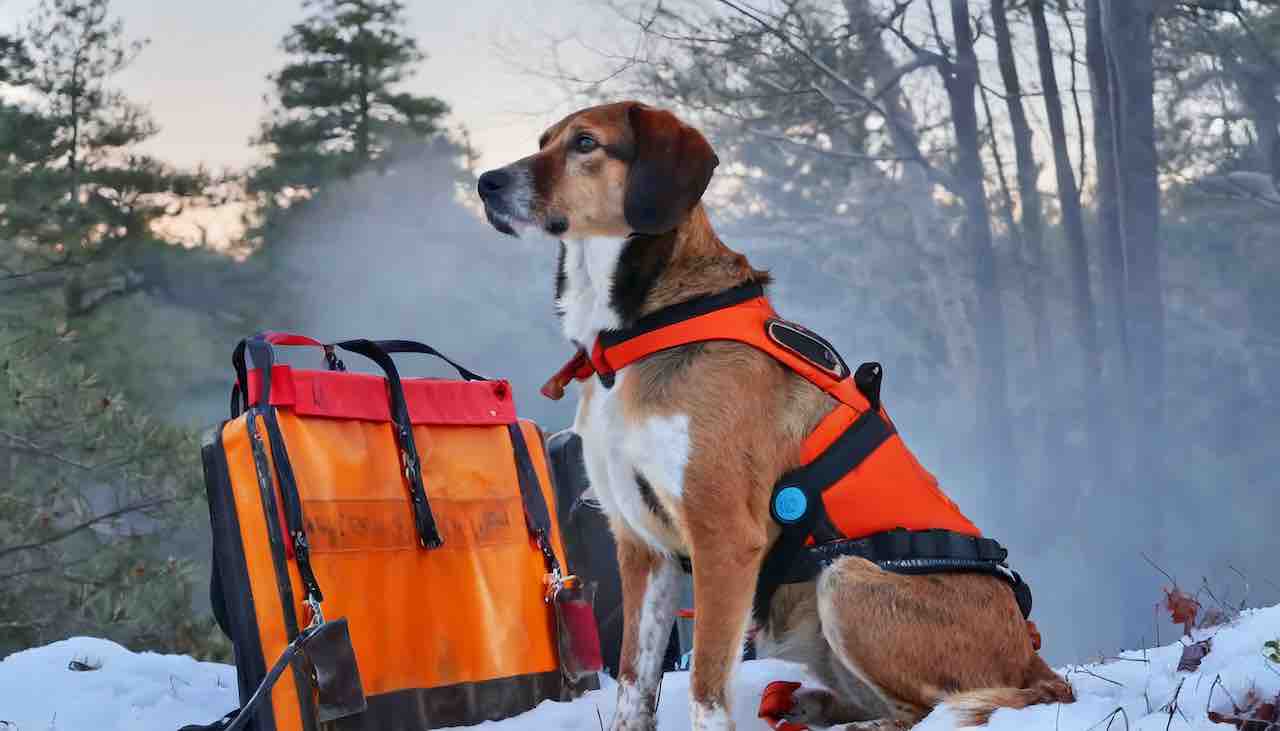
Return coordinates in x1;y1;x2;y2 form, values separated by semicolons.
758;681;808;731
258;331;325;347
542;349;596;401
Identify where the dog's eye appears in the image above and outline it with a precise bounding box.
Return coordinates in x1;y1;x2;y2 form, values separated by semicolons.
573;134;598;154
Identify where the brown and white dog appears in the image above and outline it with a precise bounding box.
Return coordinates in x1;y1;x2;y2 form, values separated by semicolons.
477;101;1072;730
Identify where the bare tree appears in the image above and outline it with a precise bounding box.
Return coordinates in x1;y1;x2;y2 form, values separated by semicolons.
1100;0;1166;479
1029;0;1108;490
939;0;1015;484
990;0;1058;488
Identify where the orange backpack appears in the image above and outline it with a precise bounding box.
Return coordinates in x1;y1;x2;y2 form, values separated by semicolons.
202;333;595;731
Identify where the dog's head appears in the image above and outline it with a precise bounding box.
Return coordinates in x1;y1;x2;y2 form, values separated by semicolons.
476;101;718;239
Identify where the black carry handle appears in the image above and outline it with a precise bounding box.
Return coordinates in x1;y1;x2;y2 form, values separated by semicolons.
230;333;485;417
335;338;443;549
366;339;487;382
231;332;466;549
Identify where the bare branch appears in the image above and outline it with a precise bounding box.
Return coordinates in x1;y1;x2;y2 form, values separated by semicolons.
0;496;182;561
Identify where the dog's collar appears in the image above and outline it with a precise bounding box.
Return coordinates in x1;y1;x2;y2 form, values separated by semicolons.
541;282;766;400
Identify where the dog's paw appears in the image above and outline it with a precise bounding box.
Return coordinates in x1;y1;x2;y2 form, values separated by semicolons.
786;688;840;725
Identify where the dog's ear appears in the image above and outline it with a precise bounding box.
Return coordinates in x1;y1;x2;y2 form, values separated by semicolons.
624;104;719;235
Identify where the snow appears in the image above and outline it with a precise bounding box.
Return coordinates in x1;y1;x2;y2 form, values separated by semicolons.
0;636;237;730
2;605;1277;730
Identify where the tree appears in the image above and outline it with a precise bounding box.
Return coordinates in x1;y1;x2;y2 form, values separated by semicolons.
0;1;221;658
938;0;1015;487
1100;0;1166;480
1028;0;1107;490
989;0;1058;490
253;0;449;194
0;0;203;316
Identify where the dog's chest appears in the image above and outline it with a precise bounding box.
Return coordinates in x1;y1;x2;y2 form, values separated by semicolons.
572;374;692;554
557;235;693;554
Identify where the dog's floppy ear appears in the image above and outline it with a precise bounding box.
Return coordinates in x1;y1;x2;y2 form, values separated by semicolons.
624;104;719;235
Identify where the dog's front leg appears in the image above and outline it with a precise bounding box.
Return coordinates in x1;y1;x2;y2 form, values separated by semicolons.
686;505;768;731
612;529;680;731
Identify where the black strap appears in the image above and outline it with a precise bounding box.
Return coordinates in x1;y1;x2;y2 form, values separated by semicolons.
178;622;326;731
597;281;765;349
367;339;486;382
236;337;326;608
230;334;484;418
337;339;443;549
755;529;1030;620
508;423;561;575
753;410;896;622
234;333;446;549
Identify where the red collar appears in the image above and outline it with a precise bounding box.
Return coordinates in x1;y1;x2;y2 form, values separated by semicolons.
541;282;870;413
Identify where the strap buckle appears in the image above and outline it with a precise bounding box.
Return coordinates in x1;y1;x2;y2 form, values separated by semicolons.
305;595;324;629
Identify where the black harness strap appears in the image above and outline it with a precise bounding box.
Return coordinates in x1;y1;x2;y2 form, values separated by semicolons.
508;423;562;576
753;410;895;622
596;282;766;350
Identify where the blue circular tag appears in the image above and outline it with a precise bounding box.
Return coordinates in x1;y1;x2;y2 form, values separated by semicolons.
773;486;808;523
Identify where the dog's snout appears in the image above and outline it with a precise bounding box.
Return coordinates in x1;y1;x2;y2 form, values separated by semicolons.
477;168;512;198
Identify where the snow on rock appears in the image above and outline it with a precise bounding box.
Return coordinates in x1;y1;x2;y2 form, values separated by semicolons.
2;605;1277;730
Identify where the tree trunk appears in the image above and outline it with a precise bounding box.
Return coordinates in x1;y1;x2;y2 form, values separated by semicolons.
947;0;1015;486
1101;0;1165;482
1087;0;1132;482
991;0;1057;494
1030;0;1108;493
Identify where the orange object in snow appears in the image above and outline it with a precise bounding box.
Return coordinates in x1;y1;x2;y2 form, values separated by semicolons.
758;680;809;731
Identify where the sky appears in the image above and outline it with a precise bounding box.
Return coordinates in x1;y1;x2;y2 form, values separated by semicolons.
0;0;612;172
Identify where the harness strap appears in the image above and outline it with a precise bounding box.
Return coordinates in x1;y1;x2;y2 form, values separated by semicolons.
754;410;896;621
753;529;1030;621
543;281;873;413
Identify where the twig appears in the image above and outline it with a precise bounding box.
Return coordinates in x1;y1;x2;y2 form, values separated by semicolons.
1084;706;1130;731
0;497;181;560
1076;666;1125;688
1160;678;1189;731
1142;552;1178;586
745;127;915;162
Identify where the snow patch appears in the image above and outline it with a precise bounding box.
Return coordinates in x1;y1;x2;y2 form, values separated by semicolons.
3;605;1278;730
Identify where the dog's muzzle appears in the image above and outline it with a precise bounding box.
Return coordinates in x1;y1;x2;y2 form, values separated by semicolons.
477;165;528;236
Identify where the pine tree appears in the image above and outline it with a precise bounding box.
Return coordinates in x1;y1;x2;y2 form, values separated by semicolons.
253;0;449;193
0;2;220;659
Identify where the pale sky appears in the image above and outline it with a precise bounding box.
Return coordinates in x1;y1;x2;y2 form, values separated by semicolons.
0;0;624;172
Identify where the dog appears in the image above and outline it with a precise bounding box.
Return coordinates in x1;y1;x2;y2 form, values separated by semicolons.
477;101;1072;730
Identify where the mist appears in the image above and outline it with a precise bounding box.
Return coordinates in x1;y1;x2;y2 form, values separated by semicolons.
251;138;1279;667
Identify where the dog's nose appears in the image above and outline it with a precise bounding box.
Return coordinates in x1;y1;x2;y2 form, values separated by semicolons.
477;168;512;198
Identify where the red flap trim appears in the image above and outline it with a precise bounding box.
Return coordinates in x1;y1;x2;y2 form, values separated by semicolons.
243;365;517;425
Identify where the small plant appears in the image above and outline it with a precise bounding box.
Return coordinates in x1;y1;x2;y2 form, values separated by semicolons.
1265;639;1280;664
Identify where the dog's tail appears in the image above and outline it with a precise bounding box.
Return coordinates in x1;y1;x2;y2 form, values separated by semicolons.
941;656;1075;726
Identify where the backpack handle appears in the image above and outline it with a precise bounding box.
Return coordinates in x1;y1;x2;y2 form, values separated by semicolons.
231;332;485;416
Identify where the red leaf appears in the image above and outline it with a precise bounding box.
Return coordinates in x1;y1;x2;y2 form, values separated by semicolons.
1164;587;1201;636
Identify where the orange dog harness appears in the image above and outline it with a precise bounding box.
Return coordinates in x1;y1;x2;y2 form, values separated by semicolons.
543;282;1030;622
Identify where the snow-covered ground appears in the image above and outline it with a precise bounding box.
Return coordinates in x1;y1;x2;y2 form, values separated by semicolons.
2;604;1277;730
